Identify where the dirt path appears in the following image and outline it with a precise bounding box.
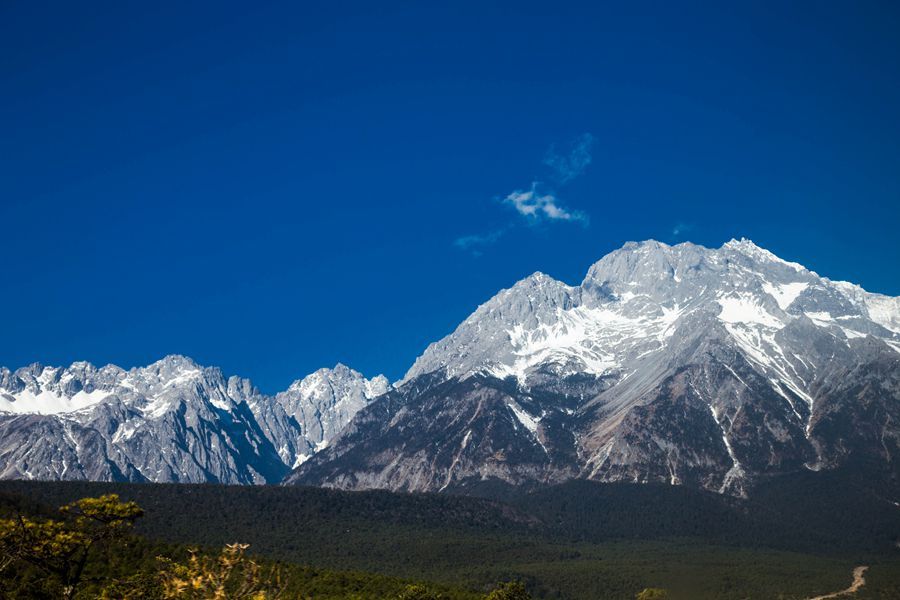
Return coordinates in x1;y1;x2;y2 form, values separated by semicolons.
805;566;868;600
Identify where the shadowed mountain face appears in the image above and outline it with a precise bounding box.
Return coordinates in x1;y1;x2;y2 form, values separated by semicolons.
288;239;900;496
2;239;898;496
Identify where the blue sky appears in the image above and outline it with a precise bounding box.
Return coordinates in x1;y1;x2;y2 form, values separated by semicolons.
2;2;899;391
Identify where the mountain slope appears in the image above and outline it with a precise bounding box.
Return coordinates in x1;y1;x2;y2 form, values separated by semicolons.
289;239;900;495
0;356;389;483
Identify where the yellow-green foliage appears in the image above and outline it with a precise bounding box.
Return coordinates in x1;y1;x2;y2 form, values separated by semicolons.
635;588;669;600
0;494;142;599
484;582;531;600
60;494;143;527
397;583;444;599
156;543;282;599
393;582;531;600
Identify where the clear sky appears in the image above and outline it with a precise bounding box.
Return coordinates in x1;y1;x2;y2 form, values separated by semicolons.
2;2;899;391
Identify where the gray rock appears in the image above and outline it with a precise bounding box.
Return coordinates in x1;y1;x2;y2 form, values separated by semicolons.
291;239;900;496
0;355;389;484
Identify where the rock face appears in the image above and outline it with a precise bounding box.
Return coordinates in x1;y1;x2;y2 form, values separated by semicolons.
288;239;900;496
253;364;391;469
0;356;389;484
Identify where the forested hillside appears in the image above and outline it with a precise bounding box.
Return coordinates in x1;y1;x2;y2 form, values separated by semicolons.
1;467;898;599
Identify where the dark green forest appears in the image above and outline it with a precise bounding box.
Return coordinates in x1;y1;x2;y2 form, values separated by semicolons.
1;466;899;599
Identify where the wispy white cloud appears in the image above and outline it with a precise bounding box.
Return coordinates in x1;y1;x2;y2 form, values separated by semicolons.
453;133;593;256
543;133;594;184
671;222;693;237
503;183;588;224
453;228;507;256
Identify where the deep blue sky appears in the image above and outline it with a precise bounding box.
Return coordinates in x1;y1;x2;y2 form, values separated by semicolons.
2;2;899;391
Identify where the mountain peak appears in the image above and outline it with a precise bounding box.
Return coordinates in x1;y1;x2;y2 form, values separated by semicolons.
622;239;672;251
509;271;569;290
67;360;97;371
148;354;201;371
723;236;760;249
330;362;354;375
286;363;386;394
407;236;899;389
721;238;806;272
297;238;900;496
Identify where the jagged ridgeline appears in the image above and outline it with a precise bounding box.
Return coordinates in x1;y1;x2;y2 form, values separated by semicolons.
0;358;389;483
1;239;899;496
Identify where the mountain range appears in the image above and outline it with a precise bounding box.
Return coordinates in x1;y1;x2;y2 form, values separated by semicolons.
0;357;387;483
2;239;898;496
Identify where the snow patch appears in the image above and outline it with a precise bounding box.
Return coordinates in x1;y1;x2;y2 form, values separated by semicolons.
717;294;783;328
142;397;174;419
490;302;686;383
293;454;312;468
762;281;808;310
164;369;202;388
708;404;745;494
0;388;110;415
865;295;900;334
841;328;866;340
506;400;547;453
506;400;541;436
724;238;805;272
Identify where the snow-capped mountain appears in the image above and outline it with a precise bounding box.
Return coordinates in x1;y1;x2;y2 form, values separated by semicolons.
253;364;390;468
4;239;898;497
0;356;389;483
289;239;900;496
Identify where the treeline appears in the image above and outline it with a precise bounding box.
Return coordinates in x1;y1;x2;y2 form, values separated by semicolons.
3;464;897;558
